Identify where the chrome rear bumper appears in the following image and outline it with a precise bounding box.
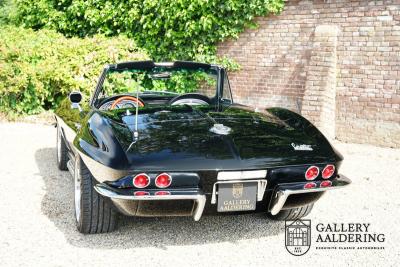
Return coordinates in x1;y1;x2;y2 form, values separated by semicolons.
269;174;351;215
94;184;206;221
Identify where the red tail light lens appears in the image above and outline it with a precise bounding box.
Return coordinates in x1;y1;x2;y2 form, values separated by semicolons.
155;191;171;196
305;166;319;180
134;191;149;196
133;173;150;188
322;165;335;179
320;180;332;187
304;182;317;189
155;173;172;188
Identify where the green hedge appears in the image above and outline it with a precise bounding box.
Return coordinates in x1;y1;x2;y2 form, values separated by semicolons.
0;1;285;116
11;0;284;60
0;26;148;115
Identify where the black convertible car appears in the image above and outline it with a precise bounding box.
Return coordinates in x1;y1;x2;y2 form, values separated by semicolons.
54;61;351;234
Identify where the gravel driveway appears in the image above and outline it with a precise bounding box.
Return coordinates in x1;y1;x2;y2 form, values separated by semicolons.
0;122;399;266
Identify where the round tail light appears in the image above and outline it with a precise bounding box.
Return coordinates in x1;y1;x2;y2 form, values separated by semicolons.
320;180;332;187
134;191;149;196
155;173;172;188
133;173;150;188
305;166;319;180
322;165;335;179
304;182;317;189
155;191;171;196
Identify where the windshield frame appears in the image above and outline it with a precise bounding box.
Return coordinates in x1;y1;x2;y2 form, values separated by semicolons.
90;61;230;109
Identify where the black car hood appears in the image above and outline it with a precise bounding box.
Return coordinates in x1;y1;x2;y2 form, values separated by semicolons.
97;105;339;171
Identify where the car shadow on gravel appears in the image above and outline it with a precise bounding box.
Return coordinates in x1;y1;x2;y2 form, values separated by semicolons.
35;147;284;249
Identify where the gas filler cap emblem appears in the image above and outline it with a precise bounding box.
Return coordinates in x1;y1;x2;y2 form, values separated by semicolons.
209;124;231;135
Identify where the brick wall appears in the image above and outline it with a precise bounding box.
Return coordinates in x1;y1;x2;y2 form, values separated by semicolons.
218;0;400;148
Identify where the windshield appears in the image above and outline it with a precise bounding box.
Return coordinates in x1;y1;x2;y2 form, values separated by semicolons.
100;67;218;99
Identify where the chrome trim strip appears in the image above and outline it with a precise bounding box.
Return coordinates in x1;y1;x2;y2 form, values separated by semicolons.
217;170;267;180
155;62;174;67
217;171;241;180
94;184;207;221
269;174;351;215
257;179;268;201
211;179;268;204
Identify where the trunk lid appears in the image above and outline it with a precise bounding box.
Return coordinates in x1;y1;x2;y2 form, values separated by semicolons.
107;105;336;171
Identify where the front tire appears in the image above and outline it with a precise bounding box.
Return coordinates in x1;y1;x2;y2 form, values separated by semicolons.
56;125;68;171
267;204;314;220
74;156;118;234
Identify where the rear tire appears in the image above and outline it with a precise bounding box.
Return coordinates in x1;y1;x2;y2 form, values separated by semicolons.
267;204;314;220
56;125;68;171
74;156;118;234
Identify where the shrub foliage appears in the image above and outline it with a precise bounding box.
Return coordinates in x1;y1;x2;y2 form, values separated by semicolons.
12;0;284;60
0;0;285;115
0;26;148;115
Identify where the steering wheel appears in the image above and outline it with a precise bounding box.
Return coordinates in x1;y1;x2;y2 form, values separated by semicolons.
168;93;211;106
110;96;145;110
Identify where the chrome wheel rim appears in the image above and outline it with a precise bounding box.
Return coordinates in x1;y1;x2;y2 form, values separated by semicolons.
74;160;81;223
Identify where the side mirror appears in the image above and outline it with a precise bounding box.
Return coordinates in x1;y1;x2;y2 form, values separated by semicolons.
69;91;82;111
69;91;82;104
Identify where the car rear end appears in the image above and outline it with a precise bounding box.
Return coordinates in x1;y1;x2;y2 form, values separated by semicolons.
93;163;350;220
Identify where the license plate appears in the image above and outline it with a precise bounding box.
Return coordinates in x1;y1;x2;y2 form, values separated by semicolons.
217;182;257;212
